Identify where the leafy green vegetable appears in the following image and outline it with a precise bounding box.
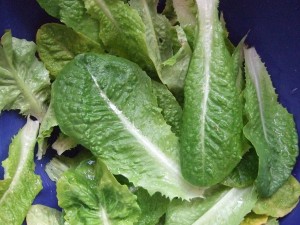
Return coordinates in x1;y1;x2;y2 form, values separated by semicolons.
57;158;141;224
26;204;63;225
180;0;244;186
152;81;182;136
51;133;77;155
243;47;299;197
239;212;268;225
253;176;300;217
0;31;50;121
222;149;258;188
37;0;101;42
37;100;58;159
0;118;42;225
165;186;257;225
53;53;204;199
37;23;104;77
134;188;169;225
84;0;155;73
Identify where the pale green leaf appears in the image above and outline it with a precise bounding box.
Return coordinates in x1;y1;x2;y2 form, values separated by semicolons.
57;159;141;225
165;186;257;225
243;47;299;197
239;212;268;225
26;204;63;225
53;53;204;199
253;176;300;217
0;31;50;121
52;133;77;155
0;118;42;225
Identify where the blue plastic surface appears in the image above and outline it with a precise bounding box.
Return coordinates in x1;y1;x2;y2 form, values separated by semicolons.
0;0;299;224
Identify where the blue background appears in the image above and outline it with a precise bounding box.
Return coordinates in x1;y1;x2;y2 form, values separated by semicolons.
0;0;300;224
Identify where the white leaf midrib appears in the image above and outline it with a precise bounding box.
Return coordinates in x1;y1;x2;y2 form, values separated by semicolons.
195;0;216;173
89;74;180;176
0;119;39;205
99;207;111;225
245;48;269;142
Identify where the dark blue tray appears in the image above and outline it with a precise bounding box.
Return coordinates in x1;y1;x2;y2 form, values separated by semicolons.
0;0;299;224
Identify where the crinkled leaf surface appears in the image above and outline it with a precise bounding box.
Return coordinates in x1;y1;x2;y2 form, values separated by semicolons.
152;81;182;136
37;23;104;77
0;118;42;225
180;0;243;186
165;186;257;225
84;0;155;73
253;176;300;217
26;204;63;225
57;158;141;225
53;53;204;199
0;31;50;121
37;0;101;42
243;47;299;197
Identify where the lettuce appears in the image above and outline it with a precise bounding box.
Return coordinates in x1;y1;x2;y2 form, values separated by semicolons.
0;118;42;224
0;31;50;121
52;53;204;199
26;204;63;225
180;0;244;186
243;47;299;197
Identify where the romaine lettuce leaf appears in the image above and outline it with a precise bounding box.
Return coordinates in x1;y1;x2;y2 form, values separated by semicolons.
243;47;299;197
253;176;300;217
57;158;141;225
37;0;101;42
26;204;63;225
165;186;257;225
239;212;268;225
51;133;77;155
222;149;258;188
134;188;169;225
152;81;182;136
52;53;204;199
37;23;104;77
37;100;58;159
180;0;244;186
84;0;155;73
0;31;50;121
0;118;42;224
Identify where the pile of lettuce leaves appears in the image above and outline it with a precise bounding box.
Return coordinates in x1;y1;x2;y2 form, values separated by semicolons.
0;0;299;224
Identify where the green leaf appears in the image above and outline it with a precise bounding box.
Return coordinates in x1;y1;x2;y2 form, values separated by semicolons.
165;186;257;225
84;0;155;73
253;176;300;217
37;23;104;77
53;53;204;199
243;47;299;197
239;212;268;225
172;0;197;47
134;188;169;225
0;118;42;225
51;132;77;155
57;158;141;224
161;26;192;101
0;31;50;121
180;0;244;186
37;100;58;159
152;81;182;136
130;1;192;97
37;0;101;42
26;204;63;225
222;149;258;188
